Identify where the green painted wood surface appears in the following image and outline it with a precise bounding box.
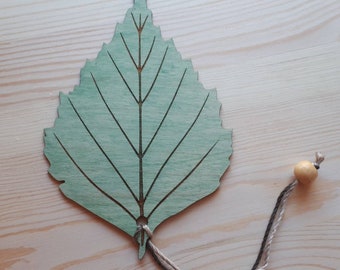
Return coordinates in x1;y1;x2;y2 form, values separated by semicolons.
44;0;232;258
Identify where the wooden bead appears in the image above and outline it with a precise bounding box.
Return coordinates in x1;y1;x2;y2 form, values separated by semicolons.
294;160;318;185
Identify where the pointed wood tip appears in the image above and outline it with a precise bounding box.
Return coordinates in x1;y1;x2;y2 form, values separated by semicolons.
138;242;147;259
134;0;147;9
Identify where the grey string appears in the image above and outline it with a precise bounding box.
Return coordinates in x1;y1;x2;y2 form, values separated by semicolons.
250;179;298;270
251;152;324;270
136;152;324;270
136;224;180;270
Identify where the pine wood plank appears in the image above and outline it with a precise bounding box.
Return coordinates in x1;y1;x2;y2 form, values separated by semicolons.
1;1;339;269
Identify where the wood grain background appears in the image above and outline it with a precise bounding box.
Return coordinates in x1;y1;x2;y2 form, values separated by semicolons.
1;0;339;269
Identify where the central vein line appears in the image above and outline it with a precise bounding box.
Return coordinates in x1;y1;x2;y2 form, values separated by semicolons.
138;14;144;217
136;13;147;247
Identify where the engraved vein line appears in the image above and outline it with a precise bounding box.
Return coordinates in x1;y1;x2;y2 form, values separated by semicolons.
120;33;138;69
144;93;210;200
138;14;142;68
141;36;156;70
141;15;149;31
90;72;138;156
107;50;138;103
147;140;219;219
53;133;137;221
131;13;138;31
131;13;148;32
67;97;139;203
143;68;187;157
142;46;169;103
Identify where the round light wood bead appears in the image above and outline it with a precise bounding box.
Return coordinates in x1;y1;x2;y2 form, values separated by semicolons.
294;160;318;185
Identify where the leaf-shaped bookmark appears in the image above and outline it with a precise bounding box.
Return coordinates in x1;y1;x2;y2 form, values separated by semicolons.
44;0;232;259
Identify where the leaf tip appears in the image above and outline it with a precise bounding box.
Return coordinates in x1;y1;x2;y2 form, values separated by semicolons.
134;0;147;9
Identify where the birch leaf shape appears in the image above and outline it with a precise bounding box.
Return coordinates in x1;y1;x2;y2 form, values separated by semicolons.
44;0;232;258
